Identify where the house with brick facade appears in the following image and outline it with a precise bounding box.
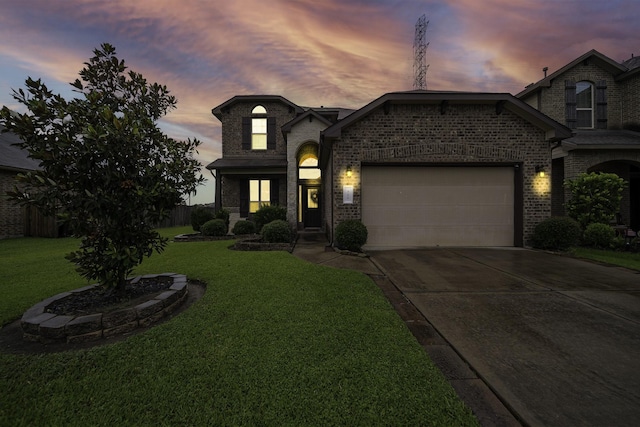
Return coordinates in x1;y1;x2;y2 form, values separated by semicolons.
208;49;640;249
207;96;352;231
207;92;571;248
517;49;640;231
0;126;39;238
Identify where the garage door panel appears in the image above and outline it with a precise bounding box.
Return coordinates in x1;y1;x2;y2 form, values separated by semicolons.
362;166;514;248
368;225;513;247
366;205;513;226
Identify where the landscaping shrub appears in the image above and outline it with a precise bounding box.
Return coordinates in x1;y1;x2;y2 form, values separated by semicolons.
232;220;256;235
582;223;615;248
253;205;287;232
335;220;368;252
200;219;228;237
565;172;626;229
214;208;230;233
531;216;581;251
261;220;292;243
191;206;215;232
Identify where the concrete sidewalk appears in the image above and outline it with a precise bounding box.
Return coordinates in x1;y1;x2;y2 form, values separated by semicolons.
291;236;521;426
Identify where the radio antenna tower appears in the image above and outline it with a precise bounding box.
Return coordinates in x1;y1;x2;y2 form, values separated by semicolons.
413;14;429;90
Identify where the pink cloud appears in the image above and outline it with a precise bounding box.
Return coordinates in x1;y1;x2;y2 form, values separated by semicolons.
1;0;639;203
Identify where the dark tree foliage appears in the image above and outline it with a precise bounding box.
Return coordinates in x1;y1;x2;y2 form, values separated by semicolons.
0;44;204;293
564;172;626;229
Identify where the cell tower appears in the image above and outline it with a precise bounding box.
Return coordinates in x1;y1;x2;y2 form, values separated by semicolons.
413;14;429;90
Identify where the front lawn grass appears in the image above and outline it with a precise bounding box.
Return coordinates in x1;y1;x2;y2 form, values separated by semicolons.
0;227;478;426
570;246;640;271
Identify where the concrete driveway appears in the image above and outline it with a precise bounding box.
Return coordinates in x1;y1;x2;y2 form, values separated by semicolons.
371;248;640;427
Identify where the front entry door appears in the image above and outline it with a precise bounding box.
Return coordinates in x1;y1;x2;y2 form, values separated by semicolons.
302;185;321;228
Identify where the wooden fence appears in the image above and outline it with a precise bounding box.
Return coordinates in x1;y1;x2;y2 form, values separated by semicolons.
24;206;60;238
24;205;198;238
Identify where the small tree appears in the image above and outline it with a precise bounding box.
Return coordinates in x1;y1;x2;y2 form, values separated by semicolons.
0;44;204;294
565;172;626;229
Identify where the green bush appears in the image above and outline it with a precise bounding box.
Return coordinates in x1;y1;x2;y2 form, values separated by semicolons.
232;220;256;235
200;219;228;237
253;205;287;232
532;216;581;251
214;209;230;233
261;220;292;243
565;172;626;229
335;220;368;252
191;206;215;232
582;223;615;248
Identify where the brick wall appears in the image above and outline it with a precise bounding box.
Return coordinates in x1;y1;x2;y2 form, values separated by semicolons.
536;62;623;129
551;157;565;216
285;120;327;227
219;100;297;158
621;73;640;125
0;170;24;238
329;103;552;245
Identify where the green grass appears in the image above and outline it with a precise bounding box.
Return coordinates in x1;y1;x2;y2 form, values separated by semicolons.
0;227;478;426
570;246;640;271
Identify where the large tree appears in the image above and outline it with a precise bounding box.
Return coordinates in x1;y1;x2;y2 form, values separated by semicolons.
0;43;204;293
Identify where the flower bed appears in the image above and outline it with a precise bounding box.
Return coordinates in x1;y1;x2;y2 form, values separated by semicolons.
21;273;189;344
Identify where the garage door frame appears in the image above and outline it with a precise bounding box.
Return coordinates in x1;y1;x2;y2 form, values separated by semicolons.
361;162;524;247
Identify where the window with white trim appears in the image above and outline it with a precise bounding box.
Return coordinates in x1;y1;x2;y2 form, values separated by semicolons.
251;106;267;150
576;81;594;128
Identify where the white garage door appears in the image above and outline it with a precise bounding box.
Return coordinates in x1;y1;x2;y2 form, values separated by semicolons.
361;166;514;248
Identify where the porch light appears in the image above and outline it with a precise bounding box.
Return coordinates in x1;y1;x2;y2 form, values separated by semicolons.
346;165;352;177
535;166;545;177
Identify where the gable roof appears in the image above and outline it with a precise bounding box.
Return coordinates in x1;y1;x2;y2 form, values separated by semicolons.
516;50;630;99
211;95;304;120
322;90;572;141
0;126;40;172
320;90;572;167
281;109;333;135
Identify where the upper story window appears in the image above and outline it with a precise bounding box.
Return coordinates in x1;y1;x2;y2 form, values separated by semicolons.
576;81;594;128
251;105;267;150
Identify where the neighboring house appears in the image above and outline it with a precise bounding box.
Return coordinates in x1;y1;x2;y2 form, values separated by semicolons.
0;126;39;238
208;92;571;249
517;49;640;230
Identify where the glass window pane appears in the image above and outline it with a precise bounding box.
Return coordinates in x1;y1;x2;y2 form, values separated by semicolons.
299;168;321;179
576;82;592;108
250;201;260;213
307;188;319;209
250;180;259;201
252;134;267;150
252;105;266;114
261;180;270;202
300;158;318;167
576;110;592;128
252;118;266;133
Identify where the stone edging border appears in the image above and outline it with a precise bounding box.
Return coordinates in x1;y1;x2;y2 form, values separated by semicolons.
20;273;188;344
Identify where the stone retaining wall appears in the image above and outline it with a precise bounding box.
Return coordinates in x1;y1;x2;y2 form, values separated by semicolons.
21;273;188;344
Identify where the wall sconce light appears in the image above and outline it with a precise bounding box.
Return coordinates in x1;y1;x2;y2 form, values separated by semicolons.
535;165;545;177
346;165;352;177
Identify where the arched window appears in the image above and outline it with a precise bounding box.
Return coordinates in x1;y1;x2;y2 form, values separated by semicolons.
576;81;594;128
298;154;321;180
251;105;267;149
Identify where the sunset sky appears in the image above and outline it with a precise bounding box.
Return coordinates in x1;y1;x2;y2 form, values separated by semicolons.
1;0;638;204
